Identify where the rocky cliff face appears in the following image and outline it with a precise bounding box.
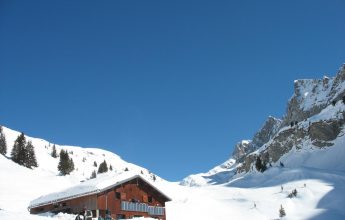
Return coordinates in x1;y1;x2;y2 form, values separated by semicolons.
232;116;282;162
182;63;345;186
252;116;282;148
237;64;345;174
282;64;345;127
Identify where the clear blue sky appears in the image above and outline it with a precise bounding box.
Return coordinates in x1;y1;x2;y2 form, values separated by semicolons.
1;1;344;181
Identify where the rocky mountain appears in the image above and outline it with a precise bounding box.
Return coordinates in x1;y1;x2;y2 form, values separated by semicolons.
182;63;345;186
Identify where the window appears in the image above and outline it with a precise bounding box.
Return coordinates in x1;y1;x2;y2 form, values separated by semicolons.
148;196;153;203
116;192;121;199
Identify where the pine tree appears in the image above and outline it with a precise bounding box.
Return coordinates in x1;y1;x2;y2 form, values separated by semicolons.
109;164;113;171
51;144;57;158
11;133;26;166
68;158;75;173
279;204;286;218
58;149;74;175
255;156;267;172
94;161;97;167
124;167;129;172
25;141;38;168
0;126;7;155
97;160;108;174
90;170;97;179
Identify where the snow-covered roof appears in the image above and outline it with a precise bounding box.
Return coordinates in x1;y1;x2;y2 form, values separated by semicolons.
29;172;171;209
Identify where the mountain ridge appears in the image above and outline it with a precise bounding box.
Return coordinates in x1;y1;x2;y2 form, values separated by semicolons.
182;63;345;186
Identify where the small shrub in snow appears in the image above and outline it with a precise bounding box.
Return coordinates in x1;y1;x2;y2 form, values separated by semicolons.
287;189;298;198
279;204;286;218
94;161;97;167
280;161;285;167
90;170;97;179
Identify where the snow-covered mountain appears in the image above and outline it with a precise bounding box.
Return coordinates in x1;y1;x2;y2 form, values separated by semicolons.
1;63;345;220
182;63;345;187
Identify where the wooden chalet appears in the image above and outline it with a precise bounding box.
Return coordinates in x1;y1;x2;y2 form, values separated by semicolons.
29;174;171;220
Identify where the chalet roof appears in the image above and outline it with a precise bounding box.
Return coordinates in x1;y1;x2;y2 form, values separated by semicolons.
29;172;171;209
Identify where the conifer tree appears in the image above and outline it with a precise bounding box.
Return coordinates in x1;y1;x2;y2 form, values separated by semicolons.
109;164;113;171
90;170;97;179
58;149;74;175
68;158;75;173
25;141;38;168
0;126;7;156
11;133;26;166
97;160;108;174
124;167;129;171
255;156;267;172
94;161;97;167
51;144;57;158
279;204;286;218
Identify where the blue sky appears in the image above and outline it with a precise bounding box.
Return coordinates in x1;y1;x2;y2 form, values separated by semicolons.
1;1;345;181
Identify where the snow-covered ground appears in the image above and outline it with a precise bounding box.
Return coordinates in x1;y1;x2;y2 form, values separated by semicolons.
159;166;345;220
0;126;163;220
2;146;345;220
1;121;345;220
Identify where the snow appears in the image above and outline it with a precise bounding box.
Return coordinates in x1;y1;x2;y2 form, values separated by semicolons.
0;126;163;220
1;123;345;220
1;126;157;182
159;166;345;220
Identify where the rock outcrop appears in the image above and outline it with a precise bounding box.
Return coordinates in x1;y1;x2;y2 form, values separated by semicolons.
182;63;345;185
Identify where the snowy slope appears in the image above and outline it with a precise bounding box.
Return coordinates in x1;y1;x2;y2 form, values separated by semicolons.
1;126;159;181
0;126;162;220
156;165;345;220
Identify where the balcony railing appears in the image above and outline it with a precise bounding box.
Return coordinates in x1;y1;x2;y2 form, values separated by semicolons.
121;201;165;216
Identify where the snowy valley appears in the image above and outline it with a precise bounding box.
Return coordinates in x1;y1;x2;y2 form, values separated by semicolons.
1;64;345;220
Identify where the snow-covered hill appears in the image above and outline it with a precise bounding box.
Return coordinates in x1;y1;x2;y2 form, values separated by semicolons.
1;126;159;181
0;126;162;220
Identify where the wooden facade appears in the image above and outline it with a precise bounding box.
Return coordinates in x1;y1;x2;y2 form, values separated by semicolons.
30;175;170;220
